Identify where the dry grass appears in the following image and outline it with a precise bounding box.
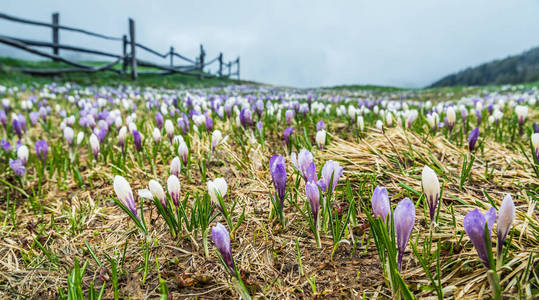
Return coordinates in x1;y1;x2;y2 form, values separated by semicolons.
0;97;538;300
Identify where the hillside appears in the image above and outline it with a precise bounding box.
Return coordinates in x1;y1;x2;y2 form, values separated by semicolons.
430;46;539;87
0;57;247;88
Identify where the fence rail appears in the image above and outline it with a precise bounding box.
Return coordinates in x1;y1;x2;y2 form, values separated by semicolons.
0;12;240;80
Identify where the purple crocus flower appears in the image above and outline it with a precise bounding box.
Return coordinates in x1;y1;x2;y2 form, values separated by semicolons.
256;121;263;134
12;118;22;139
475;109;482;125
205;114;213;132
132;130;142;152
394;198;415;271
305;181;320;222
29;112;40;125
0;110;6;127
372;186;390;224
533;122;538;133
468;127;480;152
17;114;27;132
255;99;264;116
319;160;343;194
284;127;294;147
1;139;11;152
212;223;235;272
155;112;163;129
291;149;314;181
316;120;325;131
35;140;48;162
463;207;497;268
305;162;318;183
270;154;287;208
97;128;107;144
9;158;26;176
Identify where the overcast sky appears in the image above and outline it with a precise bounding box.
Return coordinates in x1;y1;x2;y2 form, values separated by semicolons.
1;0;539;88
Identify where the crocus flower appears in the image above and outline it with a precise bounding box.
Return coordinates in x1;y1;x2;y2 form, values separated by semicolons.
212;222;234;272
305;181;320;222
256;121;263;134
207;177;228;205
165;119;174;142
497;194;515;257
97;128;107;143
12;118;22;139
446;106;456;132
149;179;167;208
152;128;161;144
532;133;539;161
372;186;390;223
89;133;100;160
422;165;440;223
64;126;74;146
155;112;164;129
1;139;11;152
178;140;189;165
357;116;364;131
76;132;84;145
463;207;496;268
515;105;528;126
239;108;252;128
316;130;326;149
9;158;25;176
468;127;479;152
284;127;294;147
269;154;287;207
376;120;383;132
291;149;313;181
29;111;39;125
211;130;228;152
167;175;181;206
285;109;294;124
35;140;48;162
132;130;142;152
316;120;325;131
0;109;6;127
533;122;539;133
170;156;181;177
319;160;343;194
17;145;29;165
118;126;127;150
113;175;138;217
394;198;415;271
205;114;213;131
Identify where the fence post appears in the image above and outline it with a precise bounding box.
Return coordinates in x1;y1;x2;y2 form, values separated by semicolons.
228;62;231;77
170;46;174;68
122;35;128;74
52;12;59;60
218;52;223;77
199;44;205;79
129;18;137;80
236;57;240;80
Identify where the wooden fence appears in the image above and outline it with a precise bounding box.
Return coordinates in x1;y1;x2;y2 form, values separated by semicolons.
0;12;240;80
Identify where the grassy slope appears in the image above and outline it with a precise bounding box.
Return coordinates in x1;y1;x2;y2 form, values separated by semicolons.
0;57;248;89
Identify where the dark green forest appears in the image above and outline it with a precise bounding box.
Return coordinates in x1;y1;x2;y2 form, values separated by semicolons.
430;47;539;87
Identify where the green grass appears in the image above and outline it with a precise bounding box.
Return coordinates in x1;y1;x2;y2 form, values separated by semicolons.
325;84;407;92
0;57;248;89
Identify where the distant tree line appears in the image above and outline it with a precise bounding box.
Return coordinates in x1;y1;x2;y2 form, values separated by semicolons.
430;47;539;87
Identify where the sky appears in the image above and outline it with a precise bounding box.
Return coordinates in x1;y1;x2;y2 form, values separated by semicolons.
1;0;539;88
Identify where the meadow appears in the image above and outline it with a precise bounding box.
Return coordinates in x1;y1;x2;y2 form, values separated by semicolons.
0;77;537;299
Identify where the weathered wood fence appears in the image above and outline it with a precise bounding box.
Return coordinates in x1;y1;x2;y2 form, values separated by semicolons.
0;12;240;80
